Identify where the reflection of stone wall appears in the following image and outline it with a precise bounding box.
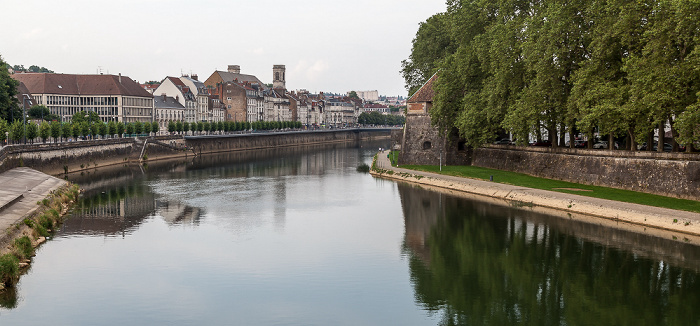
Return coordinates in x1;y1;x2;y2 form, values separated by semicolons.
398;181;700;272
473;147;700;200
156;200;201;225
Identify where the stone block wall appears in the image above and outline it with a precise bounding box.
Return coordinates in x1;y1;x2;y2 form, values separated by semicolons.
473;146;700;200
399;115;470;166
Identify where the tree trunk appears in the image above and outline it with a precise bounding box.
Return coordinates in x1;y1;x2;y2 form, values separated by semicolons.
670;118;680;152
608;134;614;150
647;131;654;151
628;130;636;151
657;121;665;153
587;129;594;149
569;128;575;149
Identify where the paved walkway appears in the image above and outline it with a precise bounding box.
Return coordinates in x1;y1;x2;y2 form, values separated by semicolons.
373;151;700;237
0;167;67;237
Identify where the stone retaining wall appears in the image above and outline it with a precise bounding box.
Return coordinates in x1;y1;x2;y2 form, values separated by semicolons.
473;146;700;200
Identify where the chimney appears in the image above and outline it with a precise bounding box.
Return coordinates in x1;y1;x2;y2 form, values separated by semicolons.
162;93;166;101
191;74;198;81
176;95;179;102
228;65;240;74
118;73;122;84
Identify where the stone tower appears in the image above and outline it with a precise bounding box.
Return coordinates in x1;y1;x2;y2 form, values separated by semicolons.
273;65;286;90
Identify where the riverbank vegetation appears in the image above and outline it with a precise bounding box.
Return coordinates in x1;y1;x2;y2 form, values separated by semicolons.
0;184;80;289
402;1;700;151
399;162;700;213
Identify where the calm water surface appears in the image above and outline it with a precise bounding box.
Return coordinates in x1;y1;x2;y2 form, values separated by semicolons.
0;140;699;325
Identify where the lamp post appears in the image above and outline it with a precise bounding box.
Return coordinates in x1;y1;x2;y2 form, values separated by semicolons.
22;95;33;144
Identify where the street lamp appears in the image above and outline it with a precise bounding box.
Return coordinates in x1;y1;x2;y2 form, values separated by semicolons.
22;95;33;144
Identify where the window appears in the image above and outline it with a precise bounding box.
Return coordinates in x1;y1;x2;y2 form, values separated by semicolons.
422;141;432;150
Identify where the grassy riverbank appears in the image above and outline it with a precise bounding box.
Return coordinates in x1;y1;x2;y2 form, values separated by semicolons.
391;153;700;213
0;184;80;289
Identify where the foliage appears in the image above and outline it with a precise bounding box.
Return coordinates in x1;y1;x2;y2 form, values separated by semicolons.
0;56;20;122
28;105;58;121
0;119;7;142
50;121;61;142
125;122;134;135
151;121;159;134
116;121;125;137
357;111;405;126
403;0;700;150
12;236;34;260
26;121;38;143
39;121;50;142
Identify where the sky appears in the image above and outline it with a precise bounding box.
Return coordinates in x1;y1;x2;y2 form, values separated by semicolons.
1;0;446;97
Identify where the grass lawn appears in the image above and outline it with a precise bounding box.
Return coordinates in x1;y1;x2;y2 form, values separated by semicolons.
396;161;700;214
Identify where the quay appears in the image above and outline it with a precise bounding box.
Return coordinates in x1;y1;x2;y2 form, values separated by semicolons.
0;168;67;246
372;151;700;239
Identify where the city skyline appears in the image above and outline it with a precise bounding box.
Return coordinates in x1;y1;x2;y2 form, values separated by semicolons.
1;0;447;97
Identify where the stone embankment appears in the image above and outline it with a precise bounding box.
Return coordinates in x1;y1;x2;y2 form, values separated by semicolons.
371;151;700;240
0;167;80;289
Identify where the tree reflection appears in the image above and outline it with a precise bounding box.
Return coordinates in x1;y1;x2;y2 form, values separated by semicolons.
400;183;700;325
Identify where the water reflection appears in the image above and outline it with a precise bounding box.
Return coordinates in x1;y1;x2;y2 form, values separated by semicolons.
399;182;700;325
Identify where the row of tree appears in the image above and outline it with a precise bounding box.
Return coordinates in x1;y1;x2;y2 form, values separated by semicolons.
357;111;406;126
401;0;700;150
166;120;302;134
0;118;160;144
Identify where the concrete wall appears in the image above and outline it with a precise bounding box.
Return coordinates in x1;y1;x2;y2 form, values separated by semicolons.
473;146;700;200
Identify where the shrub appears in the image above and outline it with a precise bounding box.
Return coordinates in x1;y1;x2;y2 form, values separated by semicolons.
0;254;19;285
39;214;53;230
13;236;34;260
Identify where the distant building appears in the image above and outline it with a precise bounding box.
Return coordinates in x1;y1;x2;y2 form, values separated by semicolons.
203;65;269;122
12;73;153;123
353;90;379;102
153;77;197;123
154;94;185;132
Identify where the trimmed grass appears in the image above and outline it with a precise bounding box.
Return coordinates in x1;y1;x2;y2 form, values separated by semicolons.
398;163;700;214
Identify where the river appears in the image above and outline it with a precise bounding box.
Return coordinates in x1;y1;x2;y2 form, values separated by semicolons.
0;140;698;325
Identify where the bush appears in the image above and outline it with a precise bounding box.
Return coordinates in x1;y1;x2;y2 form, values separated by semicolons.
13;236;34;260
39;214;53;230
0;254;19;285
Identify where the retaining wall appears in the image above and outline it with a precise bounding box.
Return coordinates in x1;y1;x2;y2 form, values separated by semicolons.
473;146;700;200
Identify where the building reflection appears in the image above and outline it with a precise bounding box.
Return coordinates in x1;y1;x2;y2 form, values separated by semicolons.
398;182;700;325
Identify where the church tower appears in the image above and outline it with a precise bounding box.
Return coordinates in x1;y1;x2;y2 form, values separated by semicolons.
273;65;286;90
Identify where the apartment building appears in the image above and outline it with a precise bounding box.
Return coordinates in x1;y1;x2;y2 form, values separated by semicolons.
11;73;153;123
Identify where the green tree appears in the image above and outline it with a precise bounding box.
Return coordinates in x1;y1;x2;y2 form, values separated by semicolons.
401;12;457;96
62;122;72;141
26;121;38;143
50;121;61;142
183;121;190;134
71;122;80;139
9;120;23;142
107;120;117;138
196;121;204;133
116;121;125;137
0;119;8;144
89;122;100;139
28;105;57;121
125;122;134;136
98;122;107;138
134;121;143;134
176;121;183;134
80;122;89;138
143;120;151;134
0;56;21;122
151;121;159;134
39;121;50;143
168;120;176;133
348;91;359;99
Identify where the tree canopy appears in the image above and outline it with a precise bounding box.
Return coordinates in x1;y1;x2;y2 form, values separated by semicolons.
0;56;20;122
402;0;700;150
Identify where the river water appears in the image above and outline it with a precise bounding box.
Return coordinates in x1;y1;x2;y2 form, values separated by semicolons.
1;140;699;325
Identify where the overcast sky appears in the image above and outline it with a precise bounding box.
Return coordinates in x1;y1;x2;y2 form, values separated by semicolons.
1;0;446;97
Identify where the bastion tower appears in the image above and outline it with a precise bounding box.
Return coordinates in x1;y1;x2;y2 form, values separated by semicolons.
273;65;286;90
